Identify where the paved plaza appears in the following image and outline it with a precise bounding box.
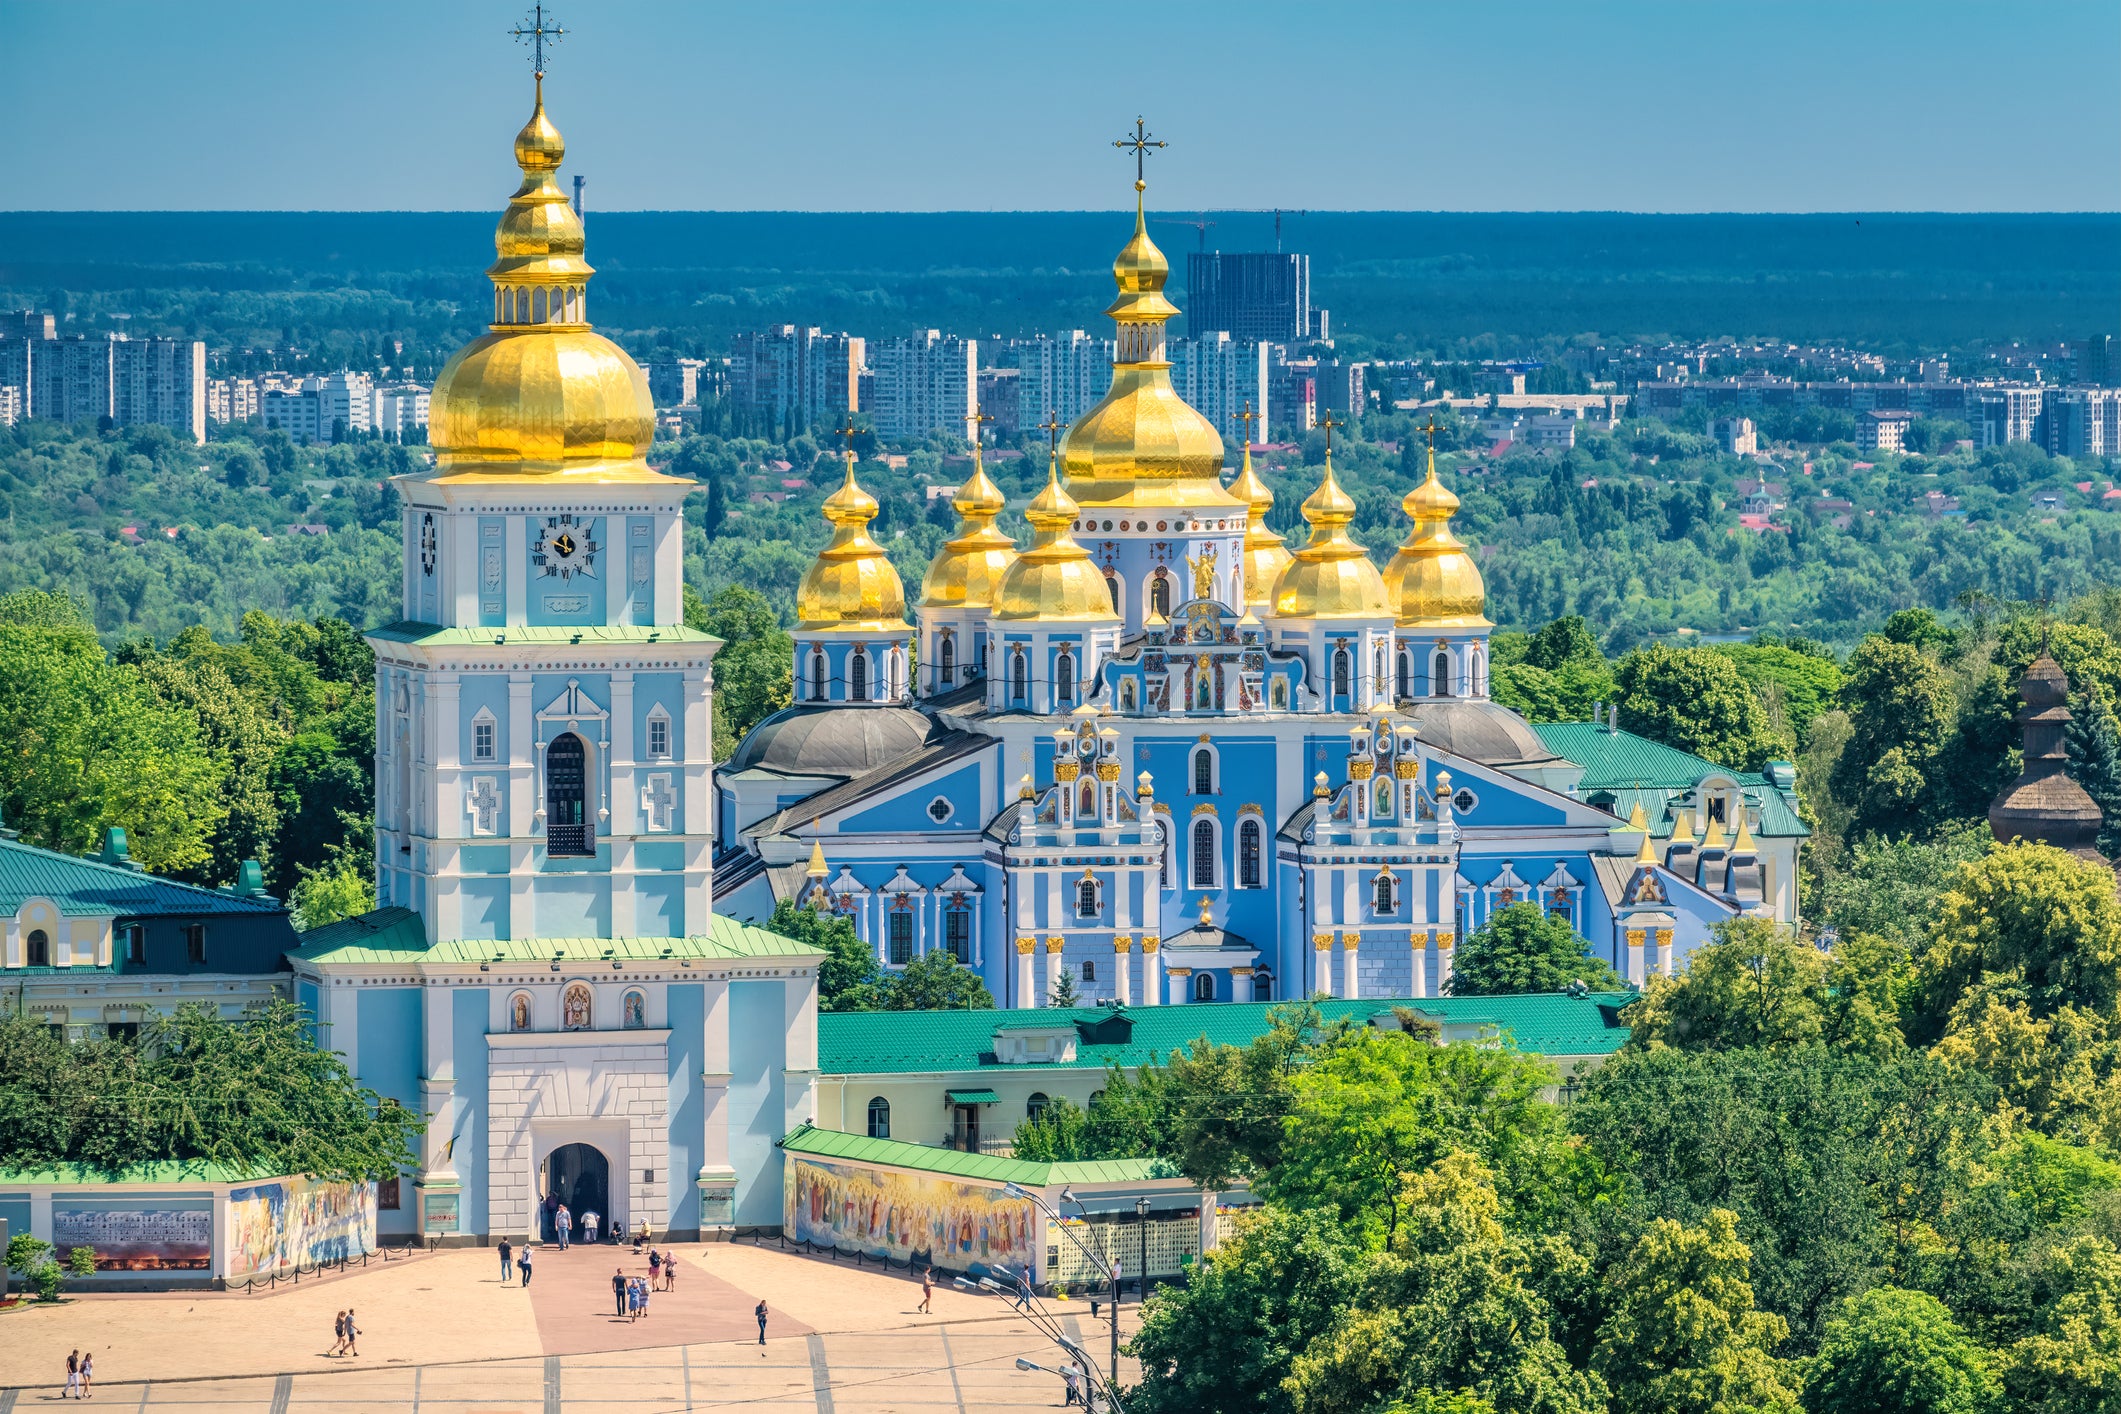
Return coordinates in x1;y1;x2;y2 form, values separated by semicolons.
0;1241;1143;1411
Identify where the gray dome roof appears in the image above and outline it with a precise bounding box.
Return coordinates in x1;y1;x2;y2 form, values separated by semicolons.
1416;699;1562;768
727;705;934;777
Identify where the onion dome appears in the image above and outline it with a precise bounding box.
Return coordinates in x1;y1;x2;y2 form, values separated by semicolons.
1383;437;1491;628
996;450;1123;623
1059;180;1240;513
427;77;662;482
918;440;1019;610
1270;448;1391;619
1990;654;2106;859
1229;438;1293;609
796;451;911;632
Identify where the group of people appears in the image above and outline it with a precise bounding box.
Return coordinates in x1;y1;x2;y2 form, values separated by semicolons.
497;1238;533;1286
543;1196;602;1250
329;1309;362;1357
60;1350;93;1398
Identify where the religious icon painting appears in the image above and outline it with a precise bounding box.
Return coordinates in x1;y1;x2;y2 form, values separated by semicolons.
622;990;646;1029
562;982;592;1031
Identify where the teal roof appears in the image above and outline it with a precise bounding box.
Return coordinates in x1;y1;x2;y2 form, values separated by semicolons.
0;834;286;919
0;1160;282;1186
1532;722;1808;838
291;906;823;967
819;994;1632;1077
780;1124;1176;1187
368;621;720;648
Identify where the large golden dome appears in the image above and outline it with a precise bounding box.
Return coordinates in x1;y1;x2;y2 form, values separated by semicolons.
1228;435;1293;608
1383;441;1491;628
1271;449;1391;620
996;453;1122;623
797;453;911;632
918;443;1019;609
427;77;663;483
1059;181;1240;513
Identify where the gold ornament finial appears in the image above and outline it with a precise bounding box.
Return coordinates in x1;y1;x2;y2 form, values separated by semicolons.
1384;410;1488;628
511;4;565;74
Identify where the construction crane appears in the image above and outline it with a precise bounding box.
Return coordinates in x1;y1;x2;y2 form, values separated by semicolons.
1154;213;1217;253
1264;208;1306;253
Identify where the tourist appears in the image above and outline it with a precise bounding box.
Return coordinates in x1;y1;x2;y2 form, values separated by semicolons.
344;1309;361;1357
517;1247;533;1287
662;1251;678;1293
638;1274;651;1320
331;1311;347;1357
918;1266;933;1313
647;1248;661;1287
612;1266;628;1318
79;1352;93;1399
498;1237;513;1282
64;1349;79;1399
556;1204;572;1251
756;1299;769;1346
1063;1362;1082;1407
542;1191;559;1243
582;1208;601;1245
1015;1268;1034;1309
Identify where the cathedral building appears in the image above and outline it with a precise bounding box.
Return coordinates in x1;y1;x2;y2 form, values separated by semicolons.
714;174;1807;1007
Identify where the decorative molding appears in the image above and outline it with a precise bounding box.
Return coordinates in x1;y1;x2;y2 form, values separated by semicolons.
1015;936;1035;955
1044;936;1065;953
1141;935;1159;954
1340;931;1360;949
1112;935;1133;952
1313;932;1333;951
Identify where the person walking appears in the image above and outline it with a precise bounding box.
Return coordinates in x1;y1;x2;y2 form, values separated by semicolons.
498;1238;513;1283
344;1309;362;1358
517;1247;533;1287
582;1208;601;1245
542;1191;559;1243
556;1204;572;1251
918;1266;934;1313
1014;1267;1034;1309
331;1311;347;1357
613;1267;628;1318
1063;1362;1082;1407
662;1251;678;1293
637;1275;651;1320
756;1299;769;1346
647;1248;661;1288
78;1352;93;1399
63;1349;80;1399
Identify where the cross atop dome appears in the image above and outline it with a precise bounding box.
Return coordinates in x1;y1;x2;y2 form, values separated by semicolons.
511;4;565;74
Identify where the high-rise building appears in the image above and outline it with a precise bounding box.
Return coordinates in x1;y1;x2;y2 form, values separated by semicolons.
374;383;433;441
646;356;707;408
976;367;1021;437
2043;388;2121;459
1169;333;1270;448
2071;336;2116;387
1186;251;1310;343
868;330;976;441
1711;417;1759;455
207;376;261;426
1857;409;1914;453
1268;351;1315;437
112;336;207;443
727;326;863;431
32;336;115;425
0;385;19;429
1975;388;2044;446
1012;330;1114;431
0;318;204;441
261;370;377;445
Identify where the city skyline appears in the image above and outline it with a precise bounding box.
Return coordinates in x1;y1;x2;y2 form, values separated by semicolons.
5;0;2117;214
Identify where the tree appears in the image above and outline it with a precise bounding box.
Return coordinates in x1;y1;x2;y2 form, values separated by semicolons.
1814;822;1989;958
876;949;995;1010
1144;1004;1328;1190
762;899;877;1012
686;584;793;760
1917;843;2121;1032
289;857;375;932
2004;1237;2121;1414
1592;1209;1801;1414
1449;902;1626;996
1716;643;1843;744
1612;644;1776;770
1806;1287;2000;1414
1524;615;1603;672
1012;1095;1091;1162
1880;608;1955;652
2066;691;2121;860
1832;636;1956;837
1050;966;1082;1008
1622;918;1903;1058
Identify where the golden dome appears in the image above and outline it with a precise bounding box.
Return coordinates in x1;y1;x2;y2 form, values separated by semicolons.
1228;437;1293;608
918;442;1019;610
1271;449;1391;620
1059;180;1240;513
796;452;911;632
996;452;1122;623
1382;440;1491;628
427;76;664;484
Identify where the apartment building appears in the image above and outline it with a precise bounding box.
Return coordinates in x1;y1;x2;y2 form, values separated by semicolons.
1012;330;1113;431
1974;388;2044;447
728;326;862;431
2043;388;2121;460
1185;251;1311;342
647;356;708;408
1169;333;1271;448
1857;409;1915;453
0;322;207;443
112;336;207;443
868;330;976;440
261;370;379;445
373;383;432;441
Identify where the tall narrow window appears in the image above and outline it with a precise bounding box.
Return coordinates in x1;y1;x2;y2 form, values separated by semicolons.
1011;648;1028;704
122;924;146;965
1193;748;1214;795
1027;1092;1050;1122
1191;819;1216;889
545;732;592;856
1333;648;1351;699
811;649;827;701
1434;650;1453;697
1238;819;1261;888
1375;874;1395;914
1104;573;1120;613
647;716;670;757
25;929;50;967
1056;649;1075;705
184;924;206;965
867;1097;891;1139
888;911;913;965
945;908;971;963
1150;571;1171;618
1396;651;1410;700
850;649;868;702
1078;877;1099;917
939;635;956;686
1193;972;1215;1002
473;718;496;761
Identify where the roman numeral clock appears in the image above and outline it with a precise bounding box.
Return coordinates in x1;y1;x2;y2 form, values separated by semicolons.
532;513;600;581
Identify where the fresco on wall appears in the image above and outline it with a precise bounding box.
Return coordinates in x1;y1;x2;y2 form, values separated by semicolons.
52;1204;212;1271
784;1157;1034;1277
226;1176;377;1278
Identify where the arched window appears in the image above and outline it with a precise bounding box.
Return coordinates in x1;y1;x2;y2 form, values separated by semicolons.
1375;873;1396;914
889;646;905;699
545;732;592;856
1193;972;1215;1002
811;648;827;701
1158;817;1171;888
1375;646;1387;695
1434;649;1453;697
1104;572;1120;613
1333;647;1351;699
25;928;49;967
1254;971;1273;1001
1191;818;1216;888
1011;648;1027;704
1470;647;1485;695
867;1096;891;1139
1238;818;1262;887
1056;649;1075;705
1396;651;1410;699
1082;959;1097;982
1027;1092;1050;1122
849;648;868;702
1150;570;1171;618
1192;747;1214;795
939;634;956;686
1078;877;1100;917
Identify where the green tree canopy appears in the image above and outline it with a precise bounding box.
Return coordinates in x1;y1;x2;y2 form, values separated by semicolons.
1807;1287;2000;1414
1449;902;1626;997
761;898;878;1012
1622;918;1905;1058
1832;636;1957;837
1613;644;1777;770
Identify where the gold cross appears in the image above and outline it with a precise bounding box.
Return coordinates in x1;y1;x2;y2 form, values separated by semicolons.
1112;117;1166;184
964;406;992;450
1038;409;1065;460
511;4;565;73
1425;414;1439;454
1235;401;1258;447
838;416;859;464
1318;409;1342;458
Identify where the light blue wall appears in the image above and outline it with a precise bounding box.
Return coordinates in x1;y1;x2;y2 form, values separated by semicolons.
460;880;510;941
478;517;507;628
727;980;787;1228
355;987;422;1127
450;987;489;1237
534;879;610;937
636;877;683;937
526;516;608;626
665;983;704;1233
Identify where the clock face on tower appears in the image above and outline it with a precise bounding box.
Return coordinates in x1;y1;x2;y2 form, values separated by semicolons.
419;513;437;578
533;514;600;580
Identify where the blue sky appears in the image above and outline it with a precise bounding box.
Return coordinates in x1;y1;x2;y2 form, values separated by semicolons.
9;0;2117;212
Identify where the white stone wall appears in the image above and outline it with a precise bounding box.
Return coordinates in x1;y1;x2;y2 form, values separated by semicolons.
485;1031;671;1242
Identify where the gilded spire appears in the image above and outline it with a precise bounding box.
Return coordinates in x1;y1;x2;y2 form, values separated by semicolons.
1669;809;1697;847
1271;416;1390;620
1626;799;1649;831
1635;827;1659;865
1229;404;1292;609
918;409;1019;610
796;430;910;632
1701;812;1728;850
1731;806;1756;853
995;443;1121;622
1383;417;1490;628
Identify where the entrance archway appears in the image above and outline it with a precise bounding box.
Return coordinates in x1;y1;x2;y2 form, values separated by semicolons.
543;1142;610;1242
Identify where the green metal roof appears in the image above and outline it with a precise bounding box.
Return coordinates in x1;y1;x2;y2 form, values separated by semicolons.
944;1088;1001;1104
368;621;720;648
819;993;1631;1077
0;1160;283;1186
291;906;823;967
0;834;286;919
780;1124;1176;1187
1532;722;1808;838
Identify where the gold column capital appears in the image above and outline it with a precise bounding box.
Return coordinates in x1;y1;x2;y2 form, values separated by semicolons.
1044;935;1065;953
1112;935;1133;953
1340;930;1360;949
1625;928;1647;948
1015;936;1035;955
1141;935;1160;954
1313;932;1333;951
1655;928;1674;947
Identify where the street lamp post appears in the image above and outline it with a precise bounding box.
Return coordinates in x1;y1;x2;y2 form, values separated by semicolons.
1135;1196;1152;1302
1002;1182;1131;1413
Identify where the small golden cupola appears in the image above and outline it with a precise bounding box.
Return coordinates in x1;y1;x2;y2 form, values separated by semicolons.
1271;425;1391;620
1059;151;1241;514
796;445;911;633
1229;410;1293;610
426;75;663;482
918;434;1019;611
1384;426;1491;628
996;448;1123;623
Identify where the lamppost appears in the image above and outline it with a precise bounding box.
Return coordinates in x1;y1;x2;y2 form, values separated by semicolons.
998;1182;1130;1413
1135;1196;1153;1301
